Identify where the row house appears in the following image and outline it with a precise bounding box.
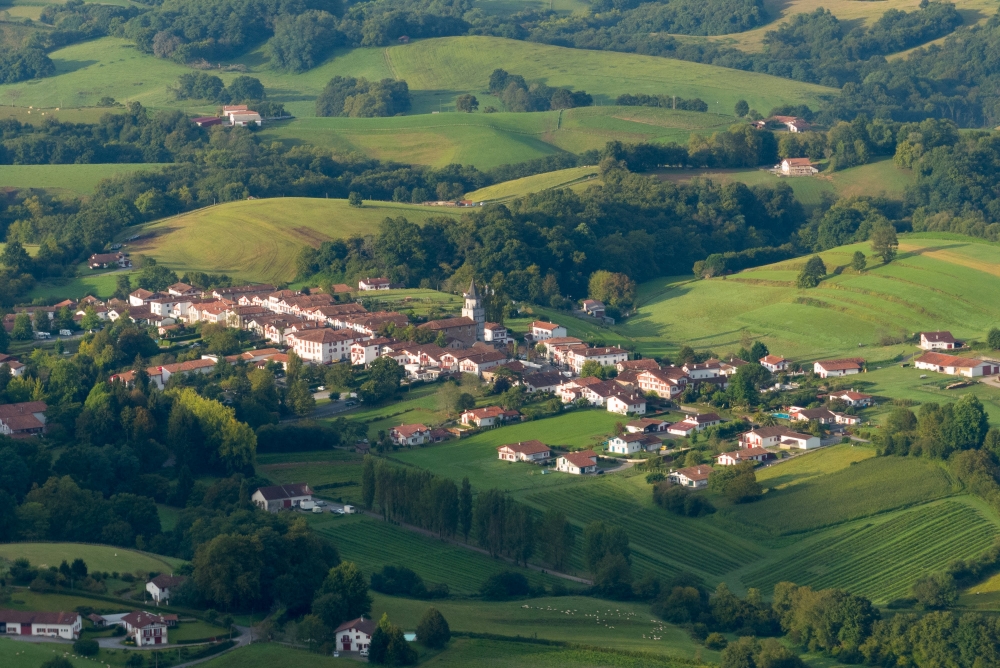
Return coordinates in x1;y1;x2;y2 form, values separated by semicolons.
213;284;277;300
271;292;335;315
571;379;646;415
522;371;564;393
484;322;509;347
167;282;199;297
418;316;479;348
637;367;689;398
566;347;629;374
339;311;409;336
225;305;268;329
286;327;363;363
351;337;397;366
529;321;567;341
301;303;367;325
617;358;660;373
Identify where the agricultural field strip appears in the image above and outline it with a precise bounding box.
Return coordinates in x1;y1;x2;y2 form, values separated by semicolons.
742;500;999;600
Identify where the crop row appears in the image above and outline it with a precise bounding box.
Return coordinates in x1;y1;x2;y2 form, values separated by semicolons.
744;501;998;601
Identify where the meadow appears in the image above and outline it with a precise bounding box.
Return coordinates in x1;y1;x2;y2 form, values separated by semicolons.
0;163;164;196
129;198;464;283
259;106;738;169
0;638;96;668
465;166;600;201
27;268;131;301
311;514;572;595
614;234;1000;361
0;35;836;120
0;542;185;573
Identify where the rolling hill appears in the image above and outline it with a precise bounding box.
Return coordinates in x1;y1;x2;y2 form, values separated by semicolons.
615;233;1000;362
128;198;464;283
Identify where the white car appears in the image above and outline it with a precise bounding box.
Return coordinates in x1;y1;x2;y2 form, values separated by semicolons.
360;648;369;657
332;508;345;514
312;506;323;514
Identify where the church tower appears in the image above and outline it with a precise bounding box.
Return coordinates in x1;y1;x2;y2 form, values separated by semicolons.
463;278;486;341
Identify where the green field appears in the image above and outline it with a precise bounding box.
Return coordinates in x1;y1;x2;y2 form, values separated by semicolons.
0;163;165;195
466;166;600;201
0;638;95;668
372;593;720;661
613;234;1000;362
130;198;464;283
0;35;835;121
0;542;185;573
312;514;573;594
27;268;132;301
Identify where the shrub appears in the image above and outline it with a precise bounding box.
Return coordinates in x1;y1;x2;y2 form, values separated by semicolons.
370;565;429;598
480;571;530;600
704;632;728;650
416;607;451;648
73;638;100;656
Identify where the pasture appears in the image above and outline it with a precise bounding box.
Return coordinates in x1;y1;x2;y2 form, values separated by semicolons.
129;198;464;283
27;269;132;301
0;35;835;121
372;593;720;661
0;163;164;195
311;514;571;594
0;638;95;668
0;542;185;573
615;234;1000;361
466;166;600;201
259;106;737;169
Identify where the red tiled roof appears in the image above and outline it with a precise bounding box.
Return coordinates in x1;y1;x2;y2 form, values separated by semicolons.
0;401;47;418
675;465;713;481
392;424;429;437
499;440;550;455
921;331;956;343
531;321;561;331
121;611;167;629
562;450;598;468
915;351;984;368
0;610;78;625
816;358;864;371
335;616;377;636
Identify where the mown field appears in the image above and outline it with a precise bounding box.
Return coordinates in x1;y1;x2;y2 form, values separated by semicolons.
615;234;1000;362
27;269;131;301
0;35;835;120
259;106;738;169
129;198;464;283
466;166;600;201
0;163;164;195
0;542;185;573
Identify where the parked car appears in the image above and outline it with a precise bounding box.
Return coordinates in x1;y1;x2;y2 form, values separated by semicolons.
312;506;323;514
344;400;357;407
360;648;369;657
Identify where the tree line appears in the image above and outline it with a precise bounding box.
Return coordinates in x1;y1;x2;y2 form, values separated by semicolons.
487;69;592;112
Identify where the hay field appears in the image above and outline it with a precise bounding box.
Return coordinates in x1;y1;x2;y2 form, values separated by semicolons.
0;163;164;194
130;198;464;283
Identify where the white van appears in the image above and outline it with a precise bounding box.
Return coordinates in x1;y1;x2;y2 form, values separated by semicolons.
343;505;356;514
312;506;323;514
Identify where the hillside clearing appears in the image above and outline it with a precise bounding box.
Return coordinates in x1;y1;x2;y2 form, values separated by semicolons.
0;542;185;573
0;163;165;195
130;198;463;283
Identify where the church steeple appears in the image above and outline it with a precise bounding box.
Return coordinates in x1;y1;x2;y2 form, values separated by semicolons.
463;278;486;341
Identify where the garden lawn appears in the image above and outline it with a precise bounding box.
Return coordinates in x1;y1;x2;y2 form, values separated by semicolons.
128;198;463;284
391;409;624;493
372;593;720;661
0;542;185;573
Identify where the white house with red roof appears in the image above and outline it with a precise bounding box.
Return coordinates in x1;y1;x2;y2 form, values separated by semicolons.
390;423;431;445
636;367;689;398
669;465;713;488
919;331;957;350
914;352;998;377
556;450;598;474
0;610;81;639
626;418;668;433
779;157;818;175
828;390;873;407
121;610;169;646
740;427;819;450
146;574;186;605
529;321;567;341
483;322;509;346
717;447;773;466
286;327;361;363
608;432;660;454
497;440;551;463
813;358;864;378
0;401;47;437
335;617;377;653
461;406;520;428
252;483;312;511
358;278;391;291
759;355;788;373
667;413;722;436
567;347;630;374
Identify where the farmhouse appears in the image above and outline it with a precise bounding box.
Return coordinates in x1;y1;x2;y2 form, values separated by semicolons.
0;611;81;639
773;116;810;132
461;406;520;428
920;331;957;350
390;423;431;446
717;447;773;466
146;574;186;605
740;426;820;450
556;450;598;474
252;483;313;511
567;346;629;374
789;407;839;424
335;617;376;653
607;432;660;454
121;610;169;646
780;157;818;175
626;418;668;433
581;299;606;318
829;390;873;407
914;351;999;377
669;465;713;488
0;401;47;437
667;413;722;436
229;111;262;127
497;440;551;463
814;358;864;378
529;321;568;341
759;355;788;373
352;337;395;366
88;252;131;269
358;277;391;291
523;371;564;393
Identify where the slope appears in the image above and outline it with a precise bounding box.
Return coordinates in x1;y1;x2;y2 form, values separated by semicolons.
129;198;464;283
615;234;1000;362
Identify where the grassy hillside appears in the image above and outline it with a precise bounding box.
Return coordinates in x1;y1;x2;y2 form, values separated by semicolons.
466;166;599;201
0;163;164;195
0;36;836;120
615;234;1000;362
260;106;736;169
0;542;185;572
130;198;464;283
